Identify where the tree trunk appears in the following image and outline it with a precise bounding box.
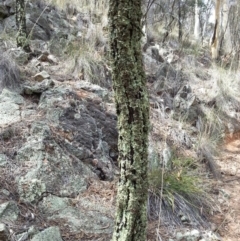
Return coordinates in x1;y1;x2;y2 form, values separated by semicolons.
210;0;221;59
178;0;182;42
108;0;150;240
194;0;201;41
219;0;232;55
16;0;31;53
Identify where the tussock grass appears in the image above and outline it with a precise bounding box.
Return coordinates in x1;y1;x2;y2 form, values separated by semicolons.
46;0;108;15
215;70;240;111
0;52;21;93
148;155;213;227
45;0;110;87
64;39;111;88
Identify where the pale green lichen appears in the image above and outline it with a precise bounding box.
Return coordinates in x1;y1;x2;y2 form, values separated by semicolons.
18;178;46;203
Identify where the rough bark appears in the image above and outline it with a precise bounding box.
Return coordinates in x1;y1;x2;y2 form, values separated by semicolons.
210;0;221;59
219;0;232;54
16;0;31;53
178;0;182;41
108;0;150;240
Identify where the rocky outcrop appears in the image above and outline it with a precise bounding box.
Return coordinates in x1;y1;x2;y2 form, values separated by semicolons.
0;68;117;238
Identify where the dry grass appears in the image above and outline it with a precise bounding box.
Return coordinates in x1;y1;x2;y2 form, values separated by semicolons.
0;52;21;93
148;153;214;227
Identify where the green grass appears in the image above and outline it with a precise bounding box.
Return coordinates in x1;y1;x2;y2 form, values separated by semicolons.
148;156;213;226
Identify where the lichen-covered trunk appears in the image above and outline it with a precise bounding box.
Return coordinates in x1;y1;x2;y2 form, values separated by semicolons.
16;0;31;52
108;0;149;241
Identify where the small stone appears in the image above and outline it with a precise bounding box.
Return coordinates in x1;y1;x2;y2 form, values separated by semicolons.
176;232;183;241
47;55;58;64
190;229;200;236
38;52;49;62
0;154;7;167
33;71;50;82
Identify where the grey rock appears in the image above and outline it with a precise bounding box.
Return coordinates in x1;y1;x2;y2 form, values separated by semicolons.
0;154;7;167
0;4;9;19
39;195;69;213
0;201;19;222
0;89;24;104
17;121;95;198
38;52;58;64
176;229;200;241
6;47;29;66
169;128;192;148
2;15;16;34
33;71;50;82
16;226;39;241
176;232;183;241
38;86;117;180
41;195;114;235
47;54;58;64
24;79;55;95
4;0;15;14
201;231;221;241
76;80;110;100
152;63;184;102
18;179;46;203
31;227;63;241
146;45;164;63
26;11;51;41
0;89;24;125
0;190;10;197
173;85;202;123
0;223;10;241
155;62;177;80
143;53;160;76
30;40;48;53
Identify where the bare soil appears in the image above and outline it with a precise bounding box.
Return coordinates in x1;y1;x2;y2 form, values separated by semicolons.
212;132;240;241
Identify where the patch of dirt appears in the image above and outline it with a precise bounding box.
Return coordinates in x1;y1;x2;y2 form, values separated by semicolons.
212;133;240;241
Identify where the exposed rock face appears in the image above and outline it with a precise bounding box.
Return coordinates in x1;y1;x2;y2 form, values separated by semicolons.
0;0;79;47
0;80;117;238
13;81;117;201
